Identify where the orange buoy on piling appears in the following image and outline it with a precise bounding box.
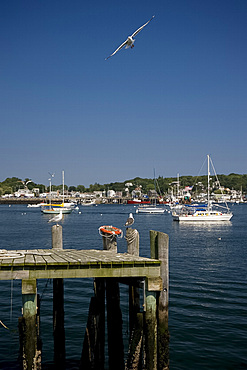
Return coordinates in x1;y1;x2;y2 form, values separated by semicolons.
99;225;123;237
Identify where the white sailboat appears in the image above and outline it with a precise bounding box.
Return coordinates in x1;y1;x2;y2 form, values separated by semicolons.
136;170;165;214
172;155;233;222
41;171;73;214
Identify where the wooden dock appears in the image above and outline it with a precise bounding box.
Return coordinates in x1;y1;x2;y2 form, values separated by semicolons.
0;249;161;280
0;226;169;370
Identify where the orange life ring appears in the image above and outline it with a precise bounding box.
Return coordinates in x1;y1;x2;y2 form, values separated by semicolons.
99;225;122;235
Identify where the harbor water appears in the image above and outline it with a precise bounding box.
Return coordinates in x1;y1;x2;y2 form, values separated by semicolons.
0;203;246;369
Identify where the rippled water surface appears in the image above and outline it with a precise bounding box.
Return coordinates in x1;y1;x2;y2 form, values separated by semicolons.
0;203;246;369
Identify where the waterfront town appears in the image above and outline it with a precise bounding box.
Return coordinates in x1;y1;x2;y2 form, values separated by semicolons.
0;176;245;205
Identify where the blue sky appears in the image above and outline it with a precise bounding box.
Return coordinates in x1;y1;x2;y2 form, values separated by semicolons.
1;0;246;187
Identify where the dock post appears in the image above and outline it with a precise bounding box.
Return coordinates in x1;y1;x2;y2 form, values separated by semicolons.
150;230;169;370
20;279;41;370
126;228;143;368
106;278;124;370
52;224;65;369
126;228;140;334
101;231;124;369
144;285;157;370
52;224;63;250
102;233;117;252
80;279;105;370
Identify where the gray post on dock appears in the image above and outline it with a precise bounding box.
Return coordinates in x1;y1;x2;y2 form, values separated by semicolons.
102;233;117;252
52;224;65;368
52;224;63;250
149;230;169;370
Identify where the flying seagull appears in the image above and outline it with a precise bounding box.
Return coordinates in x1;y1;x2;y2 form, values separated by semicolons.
105;15;155;60
125;213;134;227
48;209;63;225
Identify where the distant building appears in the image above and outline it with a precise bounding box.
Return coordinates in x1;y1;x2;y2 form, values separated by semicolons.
14;189;34;198
107;190;116;197
32;188;40;197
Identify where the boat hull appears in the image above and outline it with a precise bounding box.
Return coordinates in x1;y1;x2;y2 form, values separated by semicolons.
41;207;72;214
172;212;233;221
127;200;151;204
136;207;165;214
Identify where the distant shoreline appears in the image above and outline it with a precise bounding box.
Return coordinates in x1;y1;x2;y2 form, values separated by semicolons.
0;198;128;205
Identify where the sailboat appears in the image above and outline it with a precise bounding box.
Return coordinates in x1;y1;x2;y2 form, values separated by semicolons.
136;170;165;214
41;171;73;214
172;155;233;222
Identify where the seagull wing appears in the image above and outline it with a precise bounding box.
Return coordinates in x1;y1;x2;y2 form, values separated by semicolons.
48;215;56;223
131;15;155;38
105;39;128;60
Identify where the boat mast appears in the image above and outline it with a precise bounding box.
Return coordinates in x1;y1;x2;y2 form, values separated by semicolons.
207;155;210;209
48;172;55;210
49;177;51;209
62;170;65;205
154;168;156;206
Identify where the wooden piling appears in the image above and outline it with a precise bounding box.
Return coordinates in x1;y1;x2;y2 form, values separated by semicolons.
126;228;139;256
100;228;124;369
126;312;144;370
19;279;41;370
52;224;65;369
144;288;157;370
53;278;65;368
106;277;125;370
52;224;63;250
150;230;169;370
126;228;140;335
102;233;117;252
80;279;105;369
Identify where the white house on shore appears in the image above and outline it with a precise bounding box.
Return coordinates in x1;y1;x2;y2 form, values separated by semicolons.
14;189;35;198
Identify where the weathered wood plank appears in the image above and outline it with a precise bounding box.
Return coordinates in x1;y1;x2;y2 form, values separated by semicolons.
33;253;49;265
24;252;36;265
49;251;71;264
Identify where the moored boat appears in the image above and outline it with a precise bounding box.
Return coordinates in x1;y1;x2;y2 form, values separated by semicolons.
127;199;151;204
136;205;165;214
41;171;73;214
81;200;96;206
41;204;72;214
172;204;232;221
172;155;233;222
136;169;165;214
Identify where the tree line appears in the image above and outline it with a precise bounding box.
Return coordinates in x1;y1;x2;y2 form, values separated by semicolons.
0;173;247;197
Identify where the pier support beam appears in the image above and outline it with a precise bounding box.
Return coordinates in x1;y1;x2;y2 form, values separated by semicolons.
19;279;41;370
101;229;124;369
150;230;170;370
106;278;124;370
80;278;105;370
52;224;65;368
126;312;143;370
126;228;140;334
53;279;65;368
144;288;157;370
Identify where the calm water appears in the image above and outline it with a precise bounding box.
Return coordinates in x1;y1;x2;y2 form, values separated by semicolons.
0;203;246;369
